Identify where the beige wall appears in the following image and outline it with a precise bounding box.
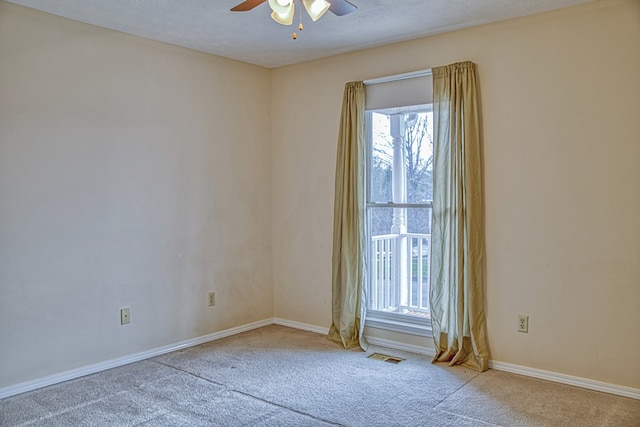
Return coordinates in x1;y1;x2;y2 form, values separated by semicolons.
272;0;640;389
1;0;639;392
0;3;272;387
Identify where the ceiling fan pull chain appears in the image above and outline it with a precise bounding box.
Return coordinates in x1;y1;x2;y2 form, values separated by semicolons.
293;0;303;40
298;0;304;31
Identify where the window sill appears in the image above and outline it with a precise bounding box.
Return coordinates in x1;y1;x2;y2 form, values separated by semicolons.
365;311;432;337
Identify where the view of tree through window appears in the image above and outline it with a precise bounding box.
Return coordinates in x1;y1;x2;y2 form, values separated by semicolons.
370;111;433;203
367;106;433;318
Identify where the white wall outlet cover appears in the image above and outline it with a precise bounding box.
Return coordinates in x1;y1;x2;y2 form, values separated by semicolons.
121;308;131;325
517;314;528;333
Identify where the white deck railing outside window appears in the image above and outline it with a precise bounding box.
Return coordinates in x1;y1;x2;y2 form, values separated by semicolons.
370;233;431;316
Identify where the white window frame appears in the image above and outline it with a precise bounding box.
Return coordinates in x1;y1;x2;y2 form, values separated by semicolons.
364;105;433;337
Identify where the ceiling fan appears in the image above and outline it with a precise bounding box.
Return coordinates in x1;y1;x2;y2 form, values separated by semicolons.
231;0;357;17
231;0;357;38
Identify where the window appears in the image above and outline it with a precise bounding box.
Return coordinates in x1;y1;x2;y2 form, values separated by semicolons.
365;104;433;336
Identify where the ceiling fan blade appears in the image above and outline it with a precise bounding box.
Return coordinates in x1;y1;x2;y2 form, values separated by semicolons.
231;0;267;12
328;0;357;16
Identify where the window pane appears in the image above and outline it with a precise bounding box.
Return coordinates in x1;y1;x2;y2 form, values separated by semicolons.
369;109;433;204
405;112;433;204
367;207;431;316
406;206;431;234
367;105;433;322
369;204;393;236
370;112;392;204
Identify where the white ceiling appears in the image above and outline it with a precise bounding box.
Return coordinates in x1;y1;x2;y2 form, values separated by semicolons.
7;0;595;68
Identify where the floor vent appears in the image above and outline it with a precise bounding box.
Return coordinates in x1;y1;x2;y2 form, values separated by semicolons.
367;353;405;364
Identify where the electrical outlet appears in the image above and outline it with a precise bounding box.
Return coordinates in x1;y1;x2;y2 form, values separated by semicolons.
517;314;528;333
121;308;131;325
208;291;216;307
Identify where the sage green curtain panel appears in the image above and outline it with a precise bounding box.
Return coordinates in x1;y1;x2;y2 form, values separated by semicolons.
429;61;489;372
328;81;368;350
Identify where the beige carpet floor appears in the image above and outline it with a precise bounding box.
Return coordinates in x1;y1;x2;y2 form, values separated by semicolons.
1;325;639;426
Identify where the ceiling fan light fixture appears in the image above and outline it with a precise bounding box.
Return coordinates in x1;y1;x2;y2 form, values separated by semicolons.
268;0;293;15
231;0;357;38
270;1;295;25
302;0;330;22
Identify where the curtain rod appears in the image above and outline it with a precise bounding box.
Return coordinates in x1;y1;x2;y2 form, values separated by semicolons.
363;68;432;85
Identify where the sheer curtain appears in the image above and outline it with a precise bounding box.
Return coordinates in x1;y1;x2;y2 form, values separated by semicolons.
429;61;489;372
328;81;368;350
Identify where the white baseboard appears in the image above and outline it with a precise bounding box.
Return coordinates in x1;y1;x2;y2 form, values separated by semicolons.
489;360;640;400
362;333;639;400
271;319;438;358
363;334;639;400
365;335;436;357
272;318;330;335
2;318;638;401
281;321;639;400
0;318;273;400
